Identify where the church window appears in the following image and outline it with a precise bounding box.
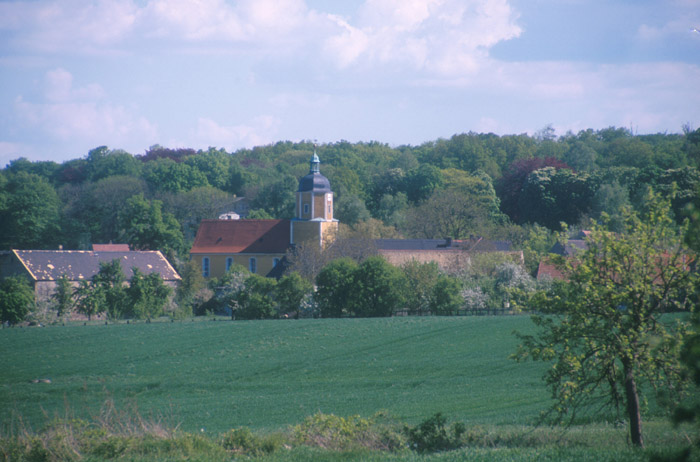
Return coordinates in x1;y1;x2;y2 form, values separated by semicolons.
249;257;257;273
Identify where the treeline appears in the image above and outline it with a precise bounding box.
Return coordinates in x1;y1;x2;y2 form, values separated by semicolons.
1;126;699;267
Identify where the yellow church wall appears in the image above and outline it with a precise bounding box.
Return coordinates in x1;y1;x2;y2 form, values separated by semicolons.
291;221;321;246
313;195;325;219
298;192;313;220
191;253;285;279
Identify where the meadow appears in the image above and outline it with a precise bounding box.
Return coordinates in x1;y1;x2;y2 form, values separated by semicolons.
0;316;690;460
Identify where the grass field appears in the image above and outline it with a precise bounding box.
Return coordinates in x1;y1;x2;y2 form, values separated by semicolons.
1;316;691;461
1;316;552;434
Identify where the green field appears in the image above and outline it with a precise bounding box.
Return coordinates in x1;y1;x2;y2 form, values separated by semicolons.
1;316;692;460
1;316;555;434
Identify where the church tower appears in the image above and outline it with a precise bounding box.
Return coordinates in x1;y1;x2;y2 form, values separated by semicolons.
290;152;338;247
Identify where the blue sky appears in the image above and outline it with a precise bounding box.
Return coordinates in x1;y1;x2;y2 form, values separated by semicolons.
1;0;699;166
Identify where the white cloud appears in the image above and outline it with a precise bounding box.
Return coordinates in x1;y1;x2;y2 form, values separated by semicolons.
195;116;280;149
0;0;520;75
0;0;138;53
269;92;331;109
14;68;157;147
44;68;104;102
323;0;522;75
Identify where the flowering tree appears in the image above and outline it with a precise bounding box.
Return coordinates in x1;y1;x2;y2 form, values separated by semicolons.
513;191;697;447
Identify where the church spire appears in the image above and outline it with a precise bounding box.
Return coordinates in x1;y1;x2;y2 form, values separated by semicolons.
310;150;320;174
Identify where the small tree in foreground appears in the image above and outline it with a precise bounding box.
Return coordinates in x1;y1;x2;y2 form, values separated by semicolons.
0;276;34;324
513;191;697;448
127;268;171;320
52;274;74;318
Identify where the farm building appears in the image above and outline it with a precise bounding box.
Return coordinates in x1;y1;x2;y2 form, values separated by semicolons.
376;237;523;273
0;249;180;301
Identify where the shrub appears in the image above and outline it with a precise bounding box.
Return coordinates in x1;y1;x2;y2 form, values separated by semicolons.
220;427;285;456
291;412;404;451
404;413;465;453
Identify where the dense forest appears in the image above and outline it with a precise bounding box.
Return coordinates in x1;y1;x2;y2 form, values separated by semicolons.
1;126;699;273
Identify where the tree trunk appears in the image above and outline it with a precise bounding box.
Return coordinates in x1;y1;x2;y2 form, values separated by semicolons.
623;363;644;447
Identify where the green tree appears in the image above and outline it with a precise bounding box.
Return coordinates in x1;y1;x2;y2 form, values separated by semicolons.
93;260;128;319
237;274;277;320
249;174;296;219
353;256;406;317
671;183;700;460
0;171;61;249
118;194;185;259
215;264;250;317
513;191;697;447
74;280;104;321
403;188;492;239
518;167;596;230
429;274;463;315
143;158;209;193
52;275;74;318
61;175;147;247
184;148;231;190
335;193;370;225
127;268;172;320
275;272;312;317
314;258;358;318
0;276;34;324
176;260;210;317
401;261;440;315
405;165;443;203
86;148;142;181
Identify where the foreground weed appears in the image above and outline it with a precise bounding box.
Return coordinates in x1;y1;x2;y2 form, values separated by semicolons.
221;427;287;456
291;412;405;452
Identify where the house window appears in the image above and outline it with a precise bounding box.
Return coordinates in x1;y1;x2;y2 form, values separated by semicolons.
249;257;257;274
273;258;280;267
304;203;309;215
226;257;233;272
202;257;210;277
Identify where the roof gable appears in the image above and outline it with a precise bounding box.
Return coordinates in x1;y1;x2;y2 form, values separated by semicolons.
190;219;291;254
12;250;180;282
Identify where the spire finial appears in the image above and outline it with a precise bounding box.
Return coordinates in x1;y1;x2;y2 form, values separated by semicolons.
310;144;320;174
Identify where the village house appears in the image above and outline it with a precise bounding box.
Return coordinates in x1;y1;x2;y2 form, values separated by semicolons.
0;248;180;301
376;237;523;273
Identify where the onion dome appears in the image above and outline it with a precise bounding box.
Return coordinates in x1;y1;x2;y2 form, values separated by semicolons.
297;152;331;192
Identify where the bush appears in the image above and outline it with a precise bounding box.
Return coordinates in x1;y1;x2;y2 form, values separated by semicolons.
220;427;285;456
404;413;465;453
291;412;404;451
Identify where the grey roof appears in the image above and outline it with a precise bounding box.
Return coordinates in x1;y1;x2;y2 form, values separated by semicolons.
375;238;512;252
12;250;180;282
297;172;332;192
550;240;588;256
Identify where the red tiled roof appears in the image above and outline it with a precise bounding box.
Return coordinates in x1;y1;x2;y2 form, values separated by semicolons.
190;219;291;254
536;259;567;280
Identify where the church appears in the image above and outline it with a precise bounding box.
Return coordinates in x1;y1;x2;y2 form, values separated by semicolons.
189;153;339;279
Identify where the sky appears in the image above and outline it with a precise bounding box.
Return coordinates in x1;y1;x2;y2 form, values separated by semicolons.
0;0;699;167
